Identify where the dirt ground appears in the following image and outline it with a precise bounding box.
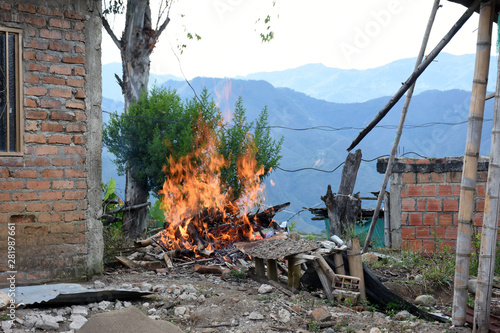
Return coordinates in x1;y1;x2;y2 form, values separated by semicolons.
1;259;475;333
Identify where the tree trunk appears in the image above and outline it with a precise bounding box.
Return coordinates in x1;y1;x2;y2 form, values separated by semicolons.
473;48;500;333
321;149;362;237
453;1;494;326
101;0;171;239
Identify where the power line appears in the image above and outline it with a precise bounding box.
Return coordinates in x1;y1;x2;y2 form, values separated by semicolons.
103;109;492;131
276;151;428;173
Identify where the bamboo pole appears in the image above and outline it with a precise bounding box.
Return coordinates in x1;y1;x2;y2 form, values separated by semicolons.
384;192;391;248
473;43;500;333
362;0;440;253
347;0;481;152
453;1;494;326
347;238;365;299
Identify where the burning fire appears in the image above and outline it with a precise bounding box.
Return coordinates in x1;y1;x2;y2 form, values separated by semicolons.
152;118;266;254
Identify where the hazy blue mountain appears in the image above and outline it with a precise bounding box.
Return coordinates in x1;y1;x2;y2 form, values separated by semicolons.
240;53;498;103
101;54;495;232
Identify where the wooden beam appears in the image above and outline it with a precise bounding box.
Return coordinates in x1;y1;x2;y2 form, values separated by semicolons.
362;0;441;253
347;0;481;152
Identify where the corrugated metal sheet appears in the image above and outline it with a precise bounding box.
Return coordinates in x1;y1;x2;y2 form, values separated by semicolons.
0;283;152;307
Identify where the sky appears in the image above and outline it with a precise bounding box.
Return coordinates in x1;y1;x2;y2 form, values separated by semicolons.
101;0;484;79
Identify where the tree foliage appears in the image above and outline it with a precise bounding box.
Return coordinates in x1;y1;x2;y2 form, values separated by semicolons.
103;88;283;201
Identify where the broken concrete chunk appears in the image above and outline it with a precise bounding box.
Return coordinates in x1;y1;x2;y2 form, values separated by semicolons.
69;314;88;330
249;311;264;320
310;307;331;322
414;294;436;307
258;284;273;294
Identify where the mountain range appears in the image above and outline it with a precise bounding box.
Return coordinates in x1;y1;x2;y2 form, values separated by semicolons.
102;53;495;232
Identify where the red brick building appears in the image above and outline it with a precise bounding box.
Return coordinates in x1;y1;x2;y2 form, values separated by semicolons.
377;157;490;253
0;0;102;285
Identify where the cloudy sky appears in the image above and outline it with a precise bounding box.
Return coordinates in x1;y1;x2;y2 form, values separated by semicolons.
101;0;486;79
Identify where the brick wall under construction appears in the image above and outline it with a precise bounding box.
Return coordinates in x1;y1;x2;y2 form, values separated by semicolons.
377;156;491;253
0;0;102;286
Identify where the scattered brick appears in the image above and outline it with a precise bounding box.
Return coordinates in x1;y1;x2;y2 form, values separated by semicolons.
49;88;72;98
40;99;62;109
40;29;62;40
48;134;71;144
49;40;71;52
25;86;47;96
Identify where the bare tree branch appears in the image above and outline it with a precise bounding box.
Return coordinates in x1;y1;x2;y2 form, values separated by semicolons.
155;16;170;40
100;13;121;50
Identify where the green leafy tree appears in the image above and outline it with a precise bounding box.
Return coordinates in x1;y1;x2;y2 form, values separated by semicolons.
219;97;283;200
103;89;283;203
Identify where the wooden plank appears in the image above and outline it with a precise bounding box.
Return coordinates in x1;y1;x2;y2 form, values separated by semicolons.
255;257;265;277
347;238;366;299
334;253;345;275
313;261;333;300
267;259;278;281
286;256;301;290
115;256;139;269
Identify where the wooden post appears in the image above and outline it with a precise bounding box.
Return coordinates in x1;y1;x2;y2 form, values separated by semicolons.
362;0;440;253
267;259;278;281
473;31;500;333
347;0;481;152
453;1;494;327
334;253;346;275
321;149;362;237
255;257;265;277
384;192;391;248
287;256;301;289
347;238;365;299
313;260;333;300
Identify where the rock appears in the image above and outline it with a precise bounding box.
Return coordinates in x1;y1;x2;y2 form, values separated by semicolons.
468;279;478;294
369;328;382;333
123;301;132;308
94;280;106;289
115;300;124;310
140;282;153;292
258;284;273;294
23;315;38;329
174;307;186;316
69;314;88;330
414;295;436;307
278;308;291;323
72;305;89;316
311;307;331;322
35;315;60;330
362;253;379;263
120;283;133;290
0;291;12;310
98;300;112;311
143;302;150;308
393;310;411;320
148;308;157;315
78;306;184;333
1;320;12;331
249;311;264;320
325;329;335;333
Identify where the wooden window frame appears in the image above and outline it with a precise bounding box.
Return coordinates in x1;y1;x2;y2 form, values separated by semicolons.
0;27;23;156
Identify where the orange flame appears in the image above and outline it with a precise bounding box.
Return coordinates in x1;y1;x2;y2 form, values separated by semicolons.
153;117;266;254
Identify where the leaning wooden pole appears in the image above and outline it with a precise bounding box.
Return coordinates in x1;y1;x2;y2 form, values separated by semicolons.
347;0;481;152
473;41;500;333
362;0;440;253
452;1;494;327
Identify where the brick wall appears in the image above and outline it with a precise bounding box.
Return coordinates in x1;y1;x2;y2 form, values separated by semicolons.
377;157;490;253
0;0;102;285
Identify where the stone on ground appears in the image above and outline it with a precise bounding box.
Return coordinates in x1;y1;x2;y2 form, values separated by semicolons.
78;306;184;333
